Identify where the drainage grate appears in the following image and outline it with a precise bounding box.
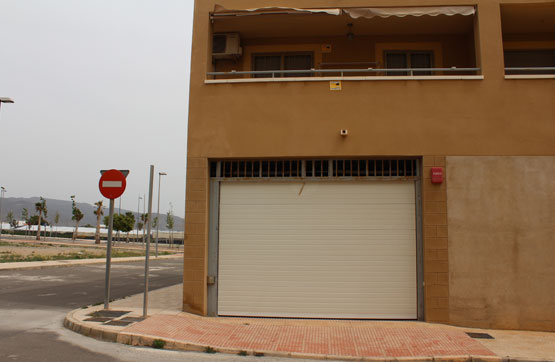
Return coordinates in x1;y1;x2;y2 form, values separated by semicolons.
103;320;134;326
210;159;418;179
87;310;130;318
466;332;494;339
84;317;112;322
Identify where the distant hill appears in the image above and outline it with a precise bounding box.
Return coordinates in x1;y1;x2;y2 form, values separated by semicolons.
0;197;184;230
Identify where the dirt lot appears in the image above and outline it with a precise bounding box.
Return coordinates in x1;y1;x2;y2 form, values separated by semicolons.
0;239;155;262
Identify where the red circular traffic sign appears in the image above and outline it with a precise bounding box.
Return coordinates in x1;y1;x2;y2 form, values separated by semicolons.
99;169;127;199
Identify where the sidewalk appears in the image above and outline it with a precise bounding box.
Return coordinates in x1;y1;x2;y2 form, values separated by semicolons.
64;285;555;362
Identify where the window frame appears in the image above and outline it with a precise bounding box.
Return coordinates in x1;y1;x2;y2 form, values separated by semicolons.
251;52;314;78
375;42;443;76
384;50;435;76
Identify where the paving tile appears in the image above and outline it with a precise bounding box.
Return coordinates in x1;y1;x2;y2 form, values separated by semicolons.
119;317;145;323
122;315;495;358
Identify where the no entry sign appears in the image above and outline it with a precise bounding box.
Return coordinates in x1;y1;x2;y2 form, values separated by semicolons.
99;169;127;199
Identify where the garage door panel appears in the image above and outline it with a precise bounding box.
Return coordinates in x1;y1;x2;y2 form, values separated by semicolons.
220;204;415;221
218;181;417;319
221;240;416;257
222;183;415;205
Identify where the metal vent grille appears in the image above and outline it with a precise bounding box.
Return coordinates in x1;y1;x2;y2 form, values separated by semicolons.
210;159;419;179
333;159;416;177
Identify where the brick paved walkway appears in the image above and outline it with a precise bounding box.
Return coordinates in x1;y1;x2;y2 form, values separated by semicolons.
124;314;495;358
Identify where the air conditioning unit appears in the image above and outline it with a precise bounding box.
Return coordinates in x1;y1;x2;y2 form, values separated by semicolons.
212;33;242;59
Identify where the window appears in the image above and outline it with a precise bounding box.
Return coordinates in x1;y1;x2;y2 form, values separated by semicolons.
253;53;312;78
384;51;434;75
504;49;555;75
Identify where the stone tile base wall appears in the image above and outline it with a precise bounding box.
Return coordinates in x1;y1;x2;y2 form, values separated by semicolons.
422;156;449;323
183;157;209;315
447;156;555;331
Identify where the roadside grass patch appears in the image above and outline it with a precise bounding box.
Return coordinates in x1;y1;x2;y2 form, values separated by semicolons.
238;350;248;356
152;339;166;349
0;249;145;263
0;241;36;248
205;347;217;354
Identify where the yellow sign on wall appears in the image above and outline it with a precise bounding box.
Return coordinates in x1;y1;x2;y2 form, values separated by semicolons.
330;81;342;91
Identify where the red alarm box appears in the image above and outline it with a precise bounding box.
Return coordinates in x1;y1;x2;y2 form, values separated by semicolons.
430;167;443;184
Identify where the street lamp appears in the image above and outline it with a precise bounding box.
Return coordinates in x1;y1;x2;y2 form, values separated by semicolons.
155;172;167;257
0;98;14;114
142;193;146;245
0;187;5;240
137;195;142;244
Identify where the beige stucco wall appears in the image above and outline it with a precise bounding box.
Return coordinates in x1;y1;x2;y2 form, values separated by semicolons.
447;156;555;332
189;0;554;160
184;0;555;322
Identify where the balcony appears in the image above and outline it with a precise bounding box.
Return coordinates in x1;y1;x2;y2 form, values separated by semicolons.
501;3;555;78
207;6;481;83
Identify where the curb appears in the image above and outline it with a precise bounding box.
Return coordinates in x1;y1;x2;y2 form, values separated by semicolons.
64;308;555;362
0;254;182;271
65;308;119;343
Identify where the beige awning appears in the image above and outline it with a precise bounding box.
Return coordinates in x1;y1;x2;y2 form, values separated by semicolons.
213;5;341;16
344;6;475;19
212;5;475;18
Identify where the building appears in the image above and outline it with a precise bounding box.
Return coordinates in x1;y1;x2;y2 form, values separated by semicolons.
184;0;555;331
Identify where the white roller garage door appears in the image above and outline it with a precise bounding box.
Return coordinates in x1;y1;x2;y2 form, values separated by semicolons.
217;181;417;319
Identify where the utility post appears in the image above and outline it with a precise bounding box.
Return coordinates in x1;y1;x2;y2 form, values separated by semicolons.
143;165;154;318
155;172;167;257
0;187;6;241
137;195;142;245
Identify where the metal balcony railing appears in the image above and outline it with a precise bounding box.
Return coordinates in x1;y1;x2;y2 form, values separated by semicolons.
505;67;555;74
207;67;481;79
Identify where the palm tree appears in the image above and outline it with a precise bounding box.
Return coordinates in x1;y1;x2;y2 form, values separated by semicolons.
70;195;84;241
6;211;15;235
51;211;60;238
21;208;29;236
35;197;47;241
94;201;104;244
166;208;174;248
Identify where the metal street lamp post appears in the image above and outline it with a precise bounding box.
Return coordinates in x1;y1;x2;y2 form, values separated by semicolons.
143;194;147;245
155;172;167;257
0;99;14;239
0;187;6;241
137;195;142;244
142;193;146;246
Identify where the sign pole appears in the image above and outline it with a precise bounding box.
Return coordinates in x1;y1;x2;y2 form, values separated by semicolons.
104;198;115;309
143;165;155;318
99;169;128;311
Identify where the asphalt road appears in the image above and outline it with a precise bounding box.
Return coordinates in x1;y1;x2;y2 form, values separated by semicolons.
0;259;303;362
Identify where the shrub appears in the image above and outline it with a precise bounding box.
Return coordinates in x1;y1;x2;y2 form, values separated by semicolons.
152;339;166;349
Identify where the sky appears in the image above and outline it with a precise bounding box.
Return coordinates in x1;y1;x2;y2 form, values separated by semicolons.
0;0;195;218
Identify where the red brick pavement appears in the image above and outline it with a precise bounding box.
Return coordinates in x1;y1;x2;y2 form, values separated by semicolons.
123;314;495;358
